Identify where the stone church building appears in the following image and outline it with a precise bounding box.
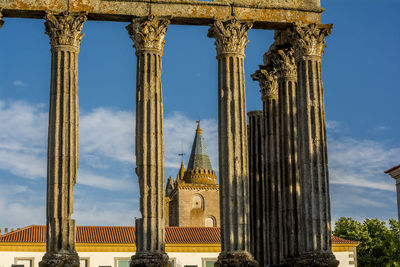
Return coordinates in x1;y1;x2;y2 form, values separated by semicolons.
165;124;220;227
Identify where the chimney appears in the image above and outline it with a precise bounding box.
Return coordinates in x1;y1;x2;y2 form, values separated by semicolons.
5;228;8;234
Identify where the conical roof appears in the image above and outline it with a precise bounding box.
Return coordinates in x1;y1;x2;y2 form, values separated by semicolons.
184;123;217;185
187;124;213;170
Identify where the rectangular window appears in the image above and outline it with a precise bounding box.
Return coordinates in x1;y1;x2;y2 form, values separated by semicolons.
169;258;176;267
79;258;89;267
202;258;217;267
14;258;33;267
117;260;130;267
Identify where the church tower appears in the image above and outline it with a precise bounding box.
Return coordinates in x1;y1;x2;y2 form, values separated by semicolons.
166;123;220;227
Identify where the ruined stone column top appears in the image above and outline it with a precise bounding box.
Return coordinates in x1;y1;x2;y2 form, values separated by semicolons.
289;23;333;60
44;11;87;51
126;15;170;55
251;67;278;100
208;18;252;57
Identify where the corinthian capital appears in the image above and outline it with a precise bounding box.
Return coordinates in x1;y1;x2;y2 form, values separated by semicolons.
44;11;87;49
0;9;4;28
290;23;332;59
270;48;297;79
126;15;170;53
208;19;252;56
251;67;278;100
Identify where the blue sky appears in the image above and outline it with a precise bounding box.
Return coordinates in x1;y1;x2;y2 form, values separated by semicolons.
0;0;399;228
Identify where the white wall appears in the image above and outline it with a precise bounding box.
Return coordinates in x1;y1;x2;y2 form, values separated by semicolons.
0;251;353;267
335;251;355;267
168;252;219;267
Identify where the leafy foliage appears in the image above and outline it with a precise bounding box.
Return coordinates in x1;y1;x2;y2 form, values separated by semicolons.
333;217;400;266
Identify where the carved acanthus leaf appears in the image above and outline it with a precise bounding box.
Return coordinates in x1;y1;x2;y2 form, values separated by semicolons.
263;46;297;79
44;11;87;48
251;68;278;100
271;48;297;78
126;15;170;52
208;19;252;55
290;23;332;58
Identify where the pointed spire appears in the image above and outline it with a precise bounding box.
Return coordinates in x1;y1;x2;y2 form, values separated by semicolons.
187;122;212;170
184;122;217;185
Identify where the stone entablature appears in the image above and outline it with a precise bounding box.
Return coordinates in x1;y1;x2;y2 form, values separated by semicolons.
0;0;322;28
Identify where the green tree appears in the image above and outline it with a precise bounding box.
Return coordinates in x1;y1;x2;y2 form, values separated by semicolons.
333;217;400;266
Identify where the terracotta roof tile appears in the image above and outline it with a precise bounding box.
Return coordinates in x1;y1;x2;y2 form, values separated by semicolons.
331;235;359;244
166;227;220;243
0;225;358;245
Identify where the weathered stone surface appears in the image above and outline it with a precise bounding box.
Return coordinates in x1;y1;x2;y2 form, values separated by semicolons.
215;251;258;267
130;251;170;267
40;11;86;267
247;111;266;265
252;54;283;266
209;19;257;267
39;251;80;267
286;23;338;267
0;0;322;28
127;15;169;266
283;251;339;267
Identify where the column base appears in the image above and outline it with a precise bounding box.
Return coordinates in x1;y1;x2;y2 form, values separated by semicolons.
282;251;339;267
39;251;80;267
215;251;259;267
130;251;170;267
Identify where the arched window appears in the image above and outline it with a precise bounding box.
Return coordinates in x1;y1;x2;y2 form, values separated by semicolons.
205;216;216;227
192;194;204;210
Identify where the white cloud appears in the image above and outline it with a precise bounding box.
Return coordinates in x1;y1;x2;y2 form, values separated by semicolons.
0;185;45;228
328;137;400;191
77;169;135;191
0;101;47;179
164;112;218;170
80;107;135;164
12;80;27;87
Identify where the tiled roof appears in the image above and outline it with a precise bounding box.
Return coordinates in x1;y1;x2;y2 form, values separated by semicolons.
0;225;358;245
166;227;220;243
0;226;218;244
331;236;359;244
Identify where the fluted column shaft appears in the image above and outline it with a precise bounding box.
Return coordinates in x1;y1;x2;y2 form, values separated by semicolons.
274;48;300;261
287;23;338;266
247;111;266;265
252;61;283;265
264;40;302;261
40;11;86;267
127;15;170;267
208;19;257;267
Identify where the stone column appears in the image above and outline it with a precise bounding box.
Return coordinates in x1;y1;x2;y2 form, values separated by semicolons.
247;110;266;265
208;19;258;266
285;23;338;266
126;15;170;267
252;59;283;266
39;11;86;267
0;9;4;28
271;45;301;263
